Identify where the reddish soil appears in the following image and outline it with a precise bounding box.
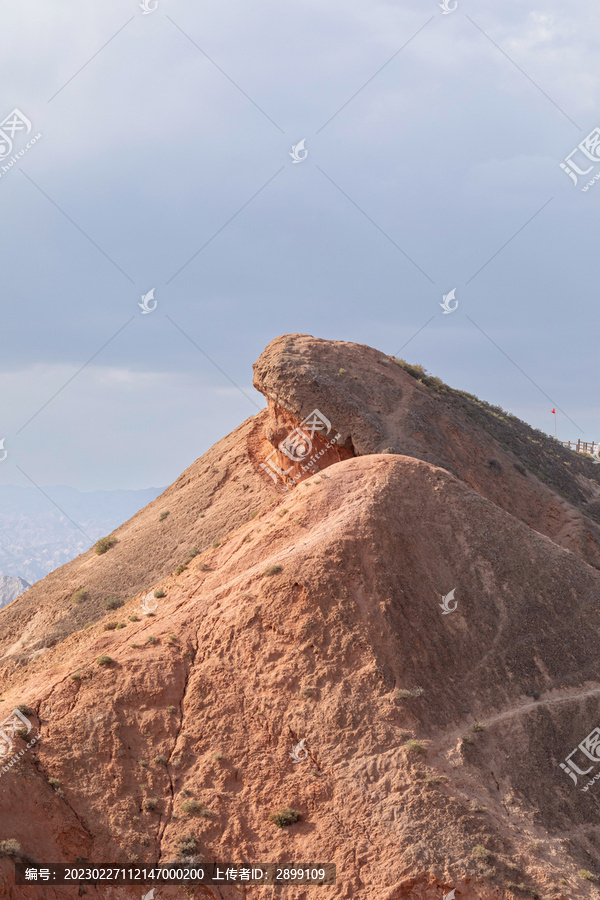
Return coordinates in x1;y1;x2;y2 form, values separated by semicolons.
2;335;600;900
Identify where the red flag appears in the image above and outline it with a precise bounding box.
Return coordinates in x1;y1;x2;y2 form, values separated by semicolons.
551;408;555;414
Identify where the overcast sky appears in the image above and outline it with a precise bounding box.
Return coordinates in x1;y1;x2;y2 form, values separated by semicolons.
0;0;598;491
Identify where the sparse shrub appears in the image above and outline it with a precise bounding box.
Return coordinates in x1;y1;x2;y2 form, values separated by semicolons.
213;752;223;761
103;622;118;631
72;589;87;604
472;722;486;732
462;734;475;745
154;754;167;766
104;597;124;610
181;800;213;816
129;615;140;622
269;808;301;828
198;562;211;571
394;687;424;702
404;739;425;754
17;704;33;716
97;655;113;667
95;536;117;555
337;368;346;375
145;612;155;618
263;565;282;576
154;589;165;598
159;511;170;521
185;548;200;561
579;870;595;881
0;839;21;858
175;564;186;575
70;673;81;681
147;636;157;644
167;705;177;713
167;634;178;644
139;760;148;767
300;688;315;698
472;844;491;860
131;643;140;649
143;798;159;812
394;689;412;702
48;777;61;790
139;834;150;846
176;834;197;857
425;775;447;784
211;541;221;549
199;513;205;518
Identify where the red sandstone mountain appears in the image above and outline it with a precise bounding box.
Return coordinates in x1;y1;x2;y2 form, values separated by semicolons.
1;335;600;900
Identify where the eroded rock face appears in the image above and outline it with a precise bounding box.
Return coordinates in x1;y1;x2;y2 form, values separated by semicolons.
253;333;600;570
1;335;600;900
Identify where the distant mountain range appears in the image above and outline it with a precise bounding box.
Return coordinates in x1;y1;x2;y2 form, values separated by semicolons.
0;484;163;586
0;575;30;610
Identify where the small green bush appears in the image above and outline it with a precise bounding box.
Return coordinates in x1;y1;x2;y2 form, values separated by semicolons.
263;565;282;576
129;615;140;622
48;777;61;791
269;808;301;828
211;541;221;549
579;870;595;881
103;622;118;631
0;839;22;858
139;760;148;767
104;597;124;610
404;739;425;754
175;564;186;575
472;844;490;860
154;589;166;599
181;800;213;816
154;754;167;766
95;536;117;555
159;511;170;521
185;548;200;561
72;589;87;604
143;798;159;811
394;689;412;701
167;705;177;713
176;834;197;857
116;623;125;629
472;722;486;732
147;636;157;644
97;655;113;667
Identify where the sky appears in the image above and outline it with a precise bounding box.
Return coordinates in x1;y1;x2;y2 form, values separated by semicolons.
0;0;598;491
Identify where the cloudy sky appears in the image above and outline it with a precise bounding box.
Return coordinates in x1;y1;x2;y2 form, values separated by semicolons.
0;0;598;491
